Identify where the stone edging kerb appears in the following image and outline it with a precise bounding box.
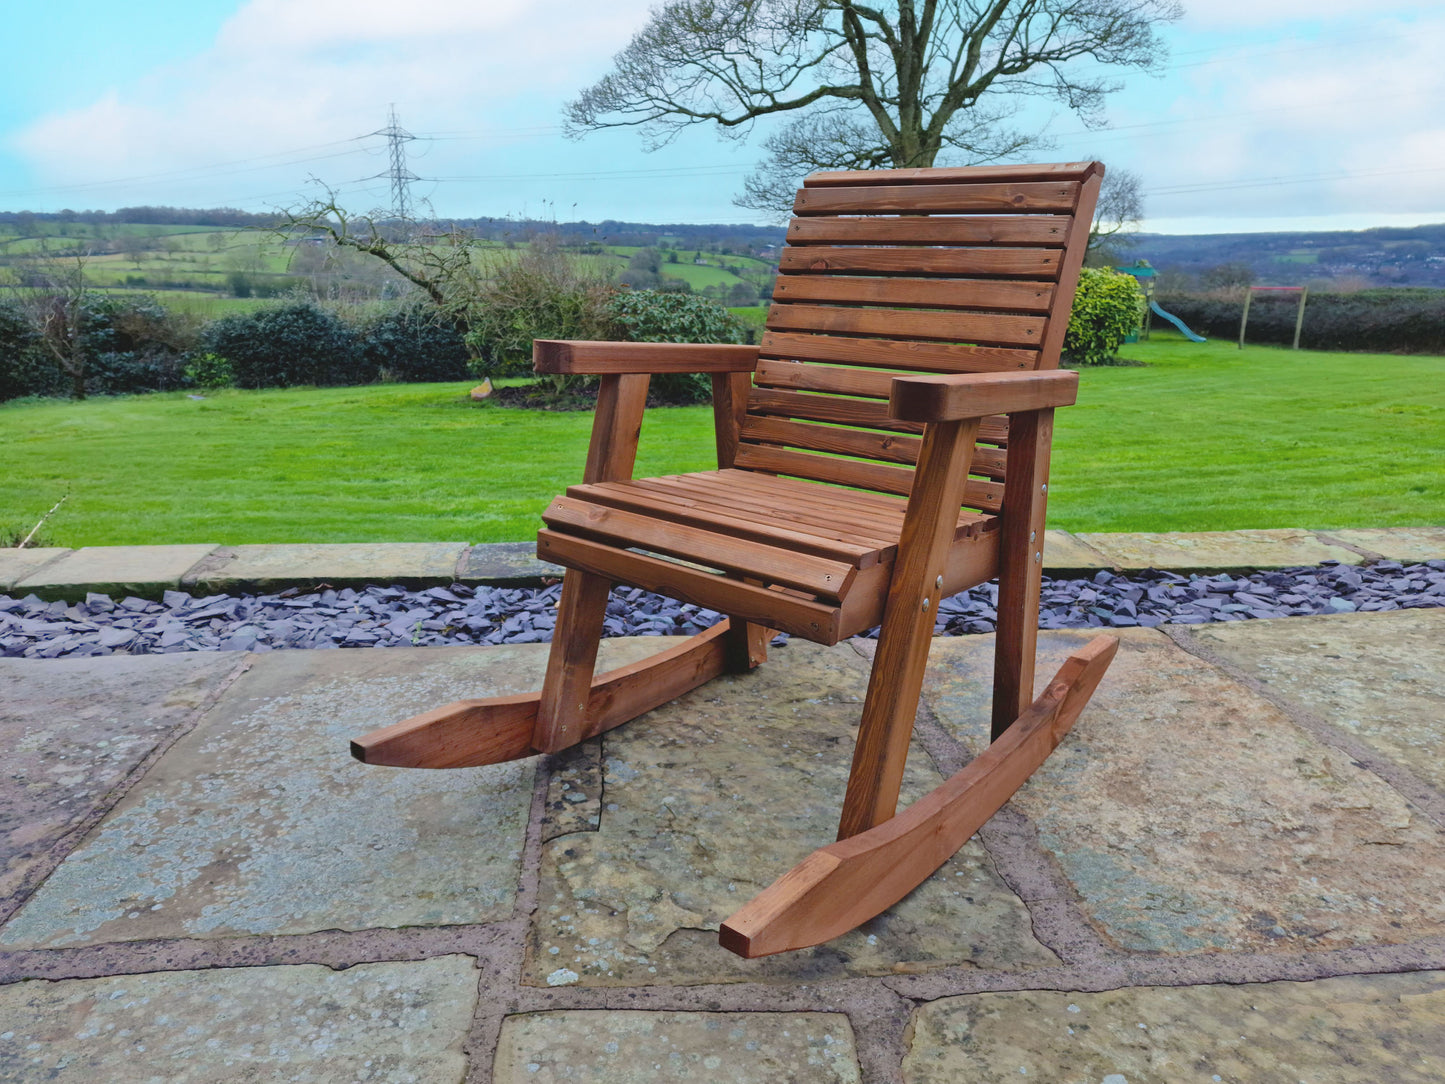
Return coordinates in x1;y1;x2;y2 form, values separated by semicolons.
0;527;1440;603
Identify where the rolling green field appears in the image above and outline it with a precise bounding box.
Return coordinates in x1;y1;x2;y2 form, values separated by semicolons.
2;335;1439;548
0;223;772;304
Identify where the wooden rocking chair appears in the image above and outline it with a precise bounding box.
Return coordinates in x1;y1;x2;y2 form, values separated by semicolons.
352;161;1120;957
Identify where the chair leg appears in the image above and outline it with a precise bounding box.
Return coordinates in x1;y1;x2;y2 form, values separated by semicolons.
722;615;770;673
835;418;981;840
533;569;612;754
992;409;1053;741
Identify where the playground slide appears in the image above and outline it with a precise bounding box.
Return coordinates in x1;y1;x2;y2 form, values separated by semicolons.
1148;301;1206;342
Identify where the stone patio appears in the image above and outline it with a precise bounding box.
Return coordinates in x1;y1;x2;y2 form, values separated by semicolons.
2;608;1442;1081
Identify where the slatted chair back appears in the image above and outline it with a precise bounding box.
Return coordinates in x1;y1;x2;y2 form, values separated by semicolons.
734;161;1104;515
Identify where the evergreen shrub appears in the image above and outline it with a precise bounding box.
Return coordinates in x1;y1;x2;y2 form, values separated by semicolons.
1063;268;1145;366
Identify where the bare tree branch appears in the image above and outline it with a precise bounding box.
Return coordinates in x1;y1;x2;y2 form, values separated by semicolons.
569;0;1181;209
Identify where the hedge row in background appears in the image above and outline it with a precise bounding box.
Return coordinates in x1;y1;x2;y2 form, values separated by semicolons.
0;297;474;401
1156;289;1445;354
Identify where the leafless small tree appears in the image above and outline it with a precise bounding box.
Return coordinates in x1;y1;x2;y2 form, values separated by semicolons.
1087;166;1145;262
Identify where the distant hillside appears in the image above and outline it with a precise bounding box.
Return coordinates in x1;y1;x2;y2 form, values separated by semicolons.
1124;224;1445;288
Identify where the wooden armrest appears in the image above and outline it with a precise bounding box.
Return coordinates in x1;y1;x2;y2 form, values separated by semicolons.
534;340;761;375
888;370;1079;422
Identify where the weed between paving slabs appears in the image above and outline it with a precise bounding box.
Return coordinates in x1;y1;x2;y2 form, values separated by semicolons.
1;560;1441;658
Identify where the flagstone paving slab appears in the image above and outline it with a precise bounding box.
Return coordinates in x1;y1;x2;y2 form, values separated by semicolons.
527;639;1059;988
183;542;468;592
1326;526;1445;563
0;547;70;590
458;541;563;586
0;652;239;906
1075;528;1361;571
902;970;1445;1084
921;625;1445;954
1192;609;1445;793
494;1011;861;1083
12;544;218;601
0;954;478;1083
0;640;664;948
1041;530;1115;574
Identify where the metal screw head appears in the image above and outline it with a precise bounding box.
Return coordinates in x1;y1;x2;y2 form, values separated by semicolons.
1030;530;1036;543
934;575;943;591
1041;483;1048;493
1034;552;1042;564
921;597;931;611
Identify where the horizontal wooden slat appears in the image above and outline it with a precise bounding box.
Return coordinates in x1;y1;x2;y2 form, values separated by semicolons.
680;470;995;540
742;415;921;466
773;276;1054;314
766;303;1046;347
778;246;1063;278
753;360;1013;435
760;331;1037;374
794;182;1081;216
734;445;1004;512
571;480;885;566
632;477;901;547
543;495;855;600
740;416;1008;479
786;216;1071;247
804;162;1102;187
642;474;909;546
749;386;923;433
537;530;842;643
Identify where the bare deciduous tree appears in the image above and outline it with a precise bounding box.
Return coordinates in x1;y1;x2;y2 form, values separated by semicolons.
567;0;1182;214
15;245;94;400
1087;165;1145;262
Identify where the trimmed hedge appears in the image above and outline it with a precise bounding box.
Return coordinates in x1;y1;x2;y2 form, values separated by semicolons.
0;300;61;400
606;289;749;404
360;304;471;383
200;302;365;388
1156;289;1445;354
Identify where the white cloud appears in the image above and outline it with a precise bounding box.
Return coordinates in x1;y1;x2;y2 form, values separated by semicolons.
12;0;656;209
1093;10;1445;224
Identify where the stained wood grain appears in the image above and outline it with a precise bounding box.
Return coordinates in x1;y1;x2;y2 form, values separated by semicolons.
760;331;1037;373
786;215;1071;247
766;302;1046;346
772;275;1054;313
777;246;1062;279
794;181;1082;216
534;339;759;374
835;417;982;838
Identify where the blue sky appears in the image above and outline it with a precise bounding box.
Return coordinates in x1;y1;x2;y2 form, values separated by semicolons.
2;1;1442;234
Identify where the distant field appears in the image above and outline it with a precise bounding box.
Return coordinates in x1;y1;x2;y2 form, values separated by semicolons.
0;224;772;302
3;336;1439;548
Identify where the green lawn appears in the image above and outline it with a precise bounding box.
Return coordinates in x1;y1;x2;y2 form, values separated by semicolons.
2;335;1439;547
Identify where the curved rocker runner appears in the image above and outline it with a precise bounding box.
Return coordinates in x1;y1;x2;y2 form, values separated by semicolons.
351;162;1119;957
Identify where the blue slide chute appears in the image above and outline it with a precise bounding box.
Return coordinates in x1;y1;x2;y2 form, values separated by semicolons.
1148;301;1206;342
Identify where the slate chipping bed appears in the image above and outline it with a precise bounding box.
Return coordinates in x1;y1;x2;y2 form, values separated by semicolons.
2;560;1442;660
